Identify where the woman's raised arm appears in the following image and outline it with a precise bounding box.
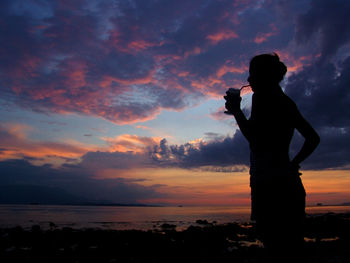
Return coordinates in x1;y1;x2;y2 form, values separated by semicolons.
224;96;252;142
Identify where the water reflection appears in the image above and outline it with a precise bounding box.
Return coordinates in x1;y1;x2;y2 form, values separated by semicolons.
0;204;348;231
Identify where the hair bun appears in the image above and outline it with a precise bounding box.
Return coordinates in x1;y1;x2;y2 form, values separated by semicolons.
249;53;287;83
278;61;287;76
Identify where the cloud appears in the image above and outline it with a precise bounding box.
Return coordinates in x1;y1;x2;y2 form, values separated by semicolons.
1;0;349;172
0;0;305;124
150;132;250;169
3;116;347;174
295;0;350;61
206;29;238;45
254;24;278;44
78;150;153;172
210;106;233;121
135;125;152;131
0;124;93;163
145;125;350;171
304;127;350;170
44;130;248;173
273;0;350;170
285;57;350;129
284;54;350;170
101;134;162;153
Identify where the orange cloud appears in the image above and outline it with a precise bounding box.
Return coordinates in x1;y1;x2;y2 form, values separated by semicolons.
127;40;163;51
0;124;96;165
12;69;160;125
254;24;278;44
10;55;42;80
109;29;164;53
189;75;237;98
184;46;202;58
135;125;152;130
177;71;190;77
216;64;246;78
105;107;163;125
206;30;238;45
61;60;88;91
98;70;155;88
102;134;162;153
277;51;317;73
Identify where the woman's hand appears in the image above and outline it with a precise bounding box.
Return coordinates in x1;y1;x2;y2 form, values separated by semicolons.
288;161;302;176
224;92;251;141
224;94;242;114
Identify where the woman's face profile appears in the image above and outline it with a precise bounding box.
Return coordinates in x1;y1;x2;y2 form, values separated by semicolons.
247;66;279;93
247;71;265;93
247;54;287;93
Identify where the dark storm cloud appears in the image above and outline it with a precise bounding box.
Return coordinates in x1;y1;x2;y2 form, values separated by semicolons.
283;0;350;169
295;0;350;60
303;127;350;170
284;56;350;170
61;130;250;172
285;57;350;129
148;125;350;171
0;159;165;204
150;132;250;169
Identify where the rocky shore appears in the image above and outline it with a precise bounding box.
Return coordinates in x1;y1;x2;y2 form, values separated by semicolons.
1;213;349;263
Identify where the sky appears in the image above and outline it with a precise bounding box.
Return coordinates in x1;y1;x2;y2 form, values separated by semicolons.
1;0;350;206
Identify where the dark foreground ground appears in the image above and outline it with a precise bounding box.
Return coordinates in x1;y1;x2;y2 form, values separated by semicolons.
1;213;349;263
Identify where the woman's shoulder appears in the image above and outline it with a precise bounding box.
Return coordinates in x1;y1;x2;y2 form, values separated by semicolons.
281;93;298;109
280;94;304;123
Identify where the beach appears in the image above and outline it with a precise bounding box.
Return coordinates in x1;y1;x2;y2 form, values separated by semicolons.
1;212;349;263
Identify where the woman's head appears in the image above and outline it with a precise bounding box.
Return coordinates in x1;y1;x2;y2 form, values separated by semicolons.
248;53;287;92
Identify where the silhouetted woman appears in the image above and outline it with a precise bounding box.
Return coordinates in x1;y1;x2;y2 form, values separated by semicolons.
225;53;320;262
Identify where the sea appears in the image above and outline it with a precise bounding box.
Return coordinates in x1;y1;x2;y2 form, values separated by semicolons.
0;204;349;231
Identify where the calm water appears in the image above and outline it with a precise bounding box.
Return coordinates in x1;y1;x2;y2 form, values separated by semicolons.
0;204;349;231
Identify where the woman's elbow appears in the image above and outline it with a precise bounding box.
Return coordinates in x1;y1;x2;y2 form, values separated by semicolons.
315;133;320;145
309;132;320;148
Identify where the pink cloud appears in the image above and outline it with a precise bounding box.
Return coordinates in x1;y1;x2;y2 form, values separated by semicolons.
277;51;317;73
206;29;238;45
184;46;202;58
98;70;155;88
101;134;162;153
60;60;88;91
0;124;96;164
1;0;326;127
216;64;246;78
135;125;152;130
209;106;232;121
254;24;278;44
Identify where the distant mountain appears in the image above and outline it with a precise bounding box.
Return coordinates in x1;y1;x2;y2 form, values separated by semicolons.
312;202;350;207
0;184;158;207
77;202;161;207
0;185;87;205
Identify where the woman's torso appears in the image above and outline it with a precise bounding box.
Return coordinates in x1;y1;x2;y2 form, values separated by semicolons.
248;89;298;179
